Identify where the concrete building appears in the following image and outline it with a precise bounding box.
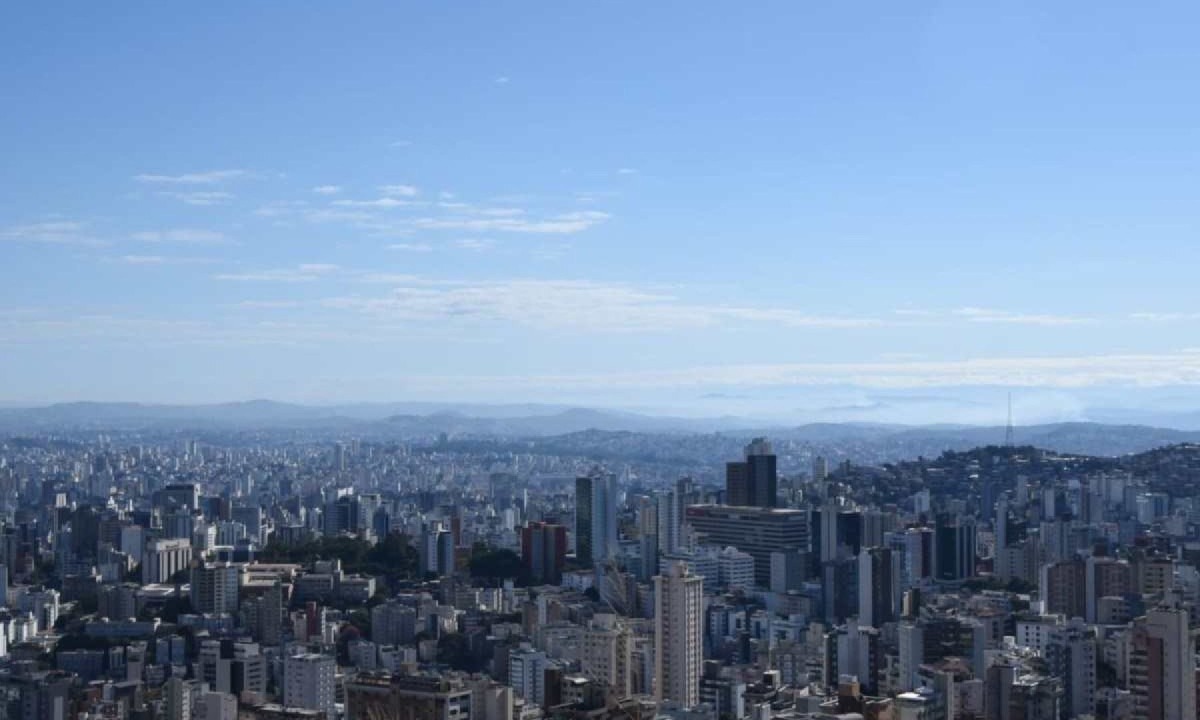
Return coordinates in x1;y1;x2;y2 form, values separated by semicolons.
1129;597;1198;720
284;653;336;720
190;563;240;615
575;470;618;567
684;505;809;584
142;538;192;584
345;672;473;720
654;561;704;706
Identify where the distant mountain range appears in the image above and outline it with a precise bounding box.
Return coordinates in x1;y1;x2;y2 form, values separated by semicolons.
0;400;753;433
2;400;1200;457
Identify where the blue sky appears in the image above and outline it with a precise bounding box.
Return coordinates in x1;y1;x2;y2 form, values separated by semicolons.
3;2;1200;420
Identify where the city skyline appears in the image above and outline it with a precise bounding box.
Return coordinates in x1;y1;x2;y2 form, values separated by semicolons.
4;3;1200;421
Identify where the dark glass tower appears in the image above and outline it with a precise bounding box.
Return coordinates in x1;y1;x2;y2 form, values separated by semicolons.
724;437;777;508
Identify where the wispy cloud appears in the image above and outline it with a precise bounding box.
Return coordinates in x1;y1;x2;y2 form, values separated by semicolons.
159;191;234;206
952;307;1093;326
0;221;105;246
320;278;877;332
332;197;418;209
379;184;419;197
235;300;304;309
116;254;217;266
391;140;412;148
131;228;229;245
254;200;308;217
312;185;342;195
388;243;434;253
616;168;638;175
1129;312;1200;322
412;210;609;234
215;263;340;282
454;238;495;251
494;76;510;85
134;169;245;184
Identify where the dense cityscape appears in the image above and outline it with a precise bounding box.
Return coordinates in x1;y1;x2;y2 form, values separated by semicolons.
7;3;1200;720
0;421;1198;720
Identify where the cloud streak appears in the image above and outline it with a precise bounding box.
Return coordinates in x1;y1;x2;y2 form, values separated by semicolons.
411;210;609;234
0;221;105;246
158;191;234;206
215;264;340;283
134;169;245;184
131;229;229;245
953;307;1093;326
319;279;876;332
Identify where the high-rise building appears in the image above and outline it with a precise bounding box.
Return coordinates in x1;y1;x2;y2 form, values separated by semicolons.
813;456;828;483
160;484;200;512
1045;617;1096;720
717;546;755;589
420;525;455;578
284;653;336;720
769;549;811;593
198;640;268;697
657;491;682;556
995;496;1009;552
204;693;238;720
1129;596;1198;720
575;470;617;567
685;505;809;584
521;522;567;585
654;562;704;706
190;562;240;614
345;672;474;720
1041;557;1086;619
811;506;865;563
142;538;192;584
371;601;418;646
257;581;283;646
1085;556;1132;623
858;546;898;628
509;644;550;708
934;516;976;583
165;677;200;720
725;438;777;508
581;613;634;699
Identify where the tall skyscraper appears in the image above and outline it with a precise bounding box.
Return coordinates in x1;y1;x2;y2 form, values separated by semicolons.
576;470;617;567
420;524;455;578
725;438;778;508
521;522;567;584
657;490;681;556
1045;617;1096;720
654;562;704;706
1130;596;1198;720
934;515;976;583
813;456;829;483
858;546;897;628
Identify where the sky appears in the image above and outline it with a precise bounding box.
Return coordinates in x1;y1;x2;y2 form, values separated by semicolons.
2;2;1200;422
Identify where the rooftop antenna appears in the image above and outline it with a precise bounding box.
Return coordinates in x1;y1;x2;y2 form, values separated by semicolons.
1005;392;1015;447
